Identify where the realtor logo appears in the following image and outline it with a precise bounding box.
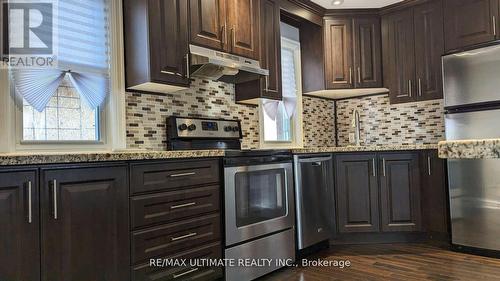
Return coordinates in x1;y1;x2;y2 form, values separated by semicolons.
2;0;57;68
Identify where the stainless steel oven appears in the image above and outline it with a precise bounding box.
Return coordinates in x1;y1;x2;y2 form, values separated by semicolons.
224;151;295;281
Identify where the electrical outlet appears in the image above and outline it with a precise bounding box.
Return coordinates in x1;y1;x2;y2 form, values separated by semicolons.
349;133;355;144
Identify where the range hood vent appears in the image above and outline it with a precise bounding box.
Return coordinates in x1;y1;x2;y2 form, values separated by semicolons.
189;45;269;84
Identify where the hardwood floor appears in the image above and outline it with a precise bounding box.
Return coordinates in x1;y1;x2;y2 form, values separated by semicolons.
261;243;500;281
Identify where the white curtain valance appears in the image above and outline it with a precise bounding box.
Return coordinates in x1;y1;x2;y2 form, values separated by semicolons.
10;0;110;112
262;97;297;121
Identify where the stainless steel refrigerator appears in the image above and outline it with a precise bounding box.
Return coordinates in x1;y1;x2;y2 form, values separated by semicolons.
443;44;500;252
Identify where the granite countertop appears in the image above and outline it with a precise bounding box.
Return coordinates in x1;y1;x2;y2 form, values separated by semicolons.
438;139;500;159
0;150;225;166
292;144;438;154
0;144;440;166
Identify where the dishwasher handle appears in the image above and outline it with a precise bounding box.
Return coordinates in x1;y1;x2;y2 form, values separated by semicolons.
298;156;333;163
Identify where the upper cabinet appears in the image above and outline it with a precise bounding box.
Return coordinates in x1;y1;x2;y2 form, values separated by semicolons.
444;0;499;53
382;0;444;104
324;16;382;90
235;0;281;104
189;0;260;60
124;0;191;93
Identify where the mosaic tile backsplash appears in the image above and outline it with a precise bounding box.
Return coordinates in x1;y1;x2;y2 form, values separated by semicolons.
336;94;445;146
126;79;260;150
302;97;336;147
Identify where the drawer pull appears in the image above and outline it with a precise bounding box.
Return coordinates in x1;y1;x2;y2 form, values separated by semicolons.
171;232;197;241
170;172;196;178
173;268;199;279
170;202;196;210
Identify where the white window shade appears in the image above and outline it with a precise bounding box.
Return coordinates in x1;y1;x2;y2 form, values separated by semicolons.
11;0;110;112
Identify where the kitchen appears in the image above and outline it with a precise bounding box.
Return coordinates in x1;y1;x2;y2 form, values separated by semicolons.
1;0;500;280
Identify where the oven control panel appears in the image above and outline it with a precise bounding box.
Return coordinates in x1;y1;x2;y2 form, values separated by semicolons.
170;117;242;139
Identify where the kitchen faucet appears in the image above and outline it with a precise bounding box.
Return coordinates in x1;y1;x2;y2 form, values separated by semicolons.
350;109;361;146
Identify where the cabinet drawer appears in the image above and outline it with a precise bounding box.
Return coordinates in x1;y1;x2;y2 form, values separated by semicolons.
131;185;220;229
132;214;221;264
131;242;222;281
130;159;220;195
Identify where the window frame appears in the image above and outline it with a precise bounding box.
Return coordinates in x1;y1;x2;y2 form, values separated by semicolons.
0;0;126;153
259;37;304;149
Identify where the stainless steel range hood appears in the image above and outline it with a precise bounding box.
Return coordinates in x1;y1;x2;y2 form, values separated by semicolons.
189;44;269;84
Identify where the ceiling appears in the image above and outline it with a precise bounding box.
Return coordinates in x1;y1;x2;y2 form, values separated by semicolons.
311;0;404;9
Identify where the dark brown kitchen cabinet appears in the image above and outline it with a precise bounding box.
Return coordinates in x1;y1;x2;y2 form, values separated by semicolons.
382;0;444;104
189;0;227;51
324;16;382;90
335;154;380;233
235;0;281;104
382;9;416;104
421;150;449;238
124;0;190;93
414;0;445;101
353;17;383;88
189;0;260;60
40;164;129;281
379;153;422;232
324;18;354;89
0;169;39;281
444;0;499;52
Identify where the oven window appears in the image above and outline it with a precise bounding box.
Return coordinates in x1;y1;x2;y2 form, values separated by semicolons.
234;169;287;227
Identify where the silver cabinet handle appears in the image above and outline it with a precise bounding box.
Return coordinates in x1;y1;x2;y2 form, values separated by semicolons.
185;53;190;79
427;156;432;176
221;25;226;47
173;268;199;279
27;181;32;224
418;78;422;96
171;232;197;241
264;76;279;93
494;16;497;36
382;158;386;177
372;158;376;177
169;172;196;178
357;67;361;84
170;202;196;210
160;70;183;77
349;67;353;85
408;80;412;97
53;180;58;220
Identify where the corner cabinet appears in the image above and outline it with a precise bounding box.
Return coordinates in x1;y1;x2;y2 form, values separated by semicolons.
40;164;129;281
124;0;190;93
324;16;382;90
335;151;422;234
444;0;499;53
0;169;40;281
235;0;281;104
382;0;444;104
189;0;260;60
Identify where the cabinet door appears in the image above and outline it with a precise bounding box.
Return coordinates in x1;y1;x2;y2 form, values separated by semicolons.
149;0;190;87
0;170;39;281
260;0;281;99
189;0;227;51
382;9;416;104
226;0;260;59
444;0;499;52
414;0;444;101
379;153;421;232
335;154;379;233
41;165;129;281
421;150;449;236
324;18;354;89
353;16;382;88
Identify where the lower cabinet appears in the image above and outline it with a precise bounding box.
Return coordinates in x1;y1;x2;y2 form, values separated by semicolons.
335;154;379;233
335;151;423;235
379;153;421;232
40;164;130;281
0;168;40;281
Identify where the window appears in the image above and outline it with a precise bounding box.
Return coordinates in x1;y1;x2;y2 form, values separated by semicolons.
260;23;303;148
11;0;110;143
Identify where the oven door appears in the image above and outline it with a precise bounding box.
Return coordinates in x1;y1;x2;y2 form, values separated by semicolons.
224;163;294;246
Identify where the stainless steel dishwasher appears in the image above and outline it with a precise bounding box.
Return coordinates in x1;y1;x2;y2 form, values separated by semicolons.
294;154;334;250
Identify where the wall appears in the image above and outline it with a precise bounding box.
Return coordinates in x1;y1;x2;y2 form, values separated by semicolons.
302;96;336;147
336;94;445;146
